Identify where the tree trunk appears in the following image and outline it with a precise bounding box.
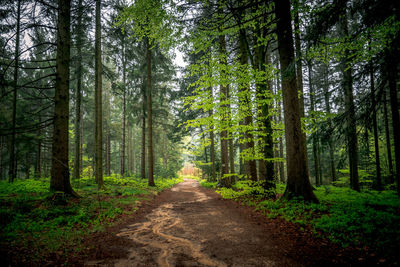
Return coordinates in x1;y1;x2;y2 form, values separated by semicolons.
276;75;286;183
121;38;126;176
370;62;382;190
80;113;83;176
50;0;76;196
308;61;321;186
218;34;229;181
127;125;131;174
146;38;155;187
141;90;146;179
209;88;216;182
105;83;111;176
227;75;235;178
238;30;257;182
323;63;337;182
9;0;21;183
0;137;3;179
383;88;394;184
259;49;275;189
94;0;103;188
293;0;305;118
386;47;400;196
140;111;146;179
274;0;317;202
340;12;360;192
73;0;83;180
35;117;42;178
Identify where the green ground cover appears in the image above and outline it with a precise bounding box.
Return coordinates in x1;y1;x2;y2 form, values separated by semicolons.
200;179;400;261
0;175;182;263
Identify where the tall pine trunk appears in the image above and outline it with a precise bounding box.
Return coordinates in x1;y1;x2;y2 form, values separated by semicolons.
105;83;111;176
386;45;400;195
94;0;103;188
370;61;382;190
274;0;317;202
121;38;126;176
259;49;275;189
383;88;394;183
340;12;359;192
0;137;3;179
74;0;83;180
323;63;337;181
308;61;321;186
141;88;146;179
50;0;76;196
276;75;286;183
9;0;21;182
146;38;155;186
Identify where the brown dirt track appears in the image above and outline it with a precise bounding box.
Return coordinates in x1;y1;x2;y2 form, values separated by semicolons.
79;179;383;267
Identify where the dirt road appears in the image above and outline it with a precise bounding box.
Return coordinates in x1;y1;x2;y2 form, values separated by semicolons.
83;179;364;267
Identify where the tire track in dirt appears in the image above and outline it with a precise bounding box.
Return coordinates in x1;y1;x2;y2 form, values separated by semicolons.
85;179;306;266
84;179;378;267
113;181;227;267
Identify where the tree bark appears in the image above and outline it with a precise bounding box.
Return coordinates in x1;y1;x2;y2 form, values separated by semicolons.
105;83;111;176
94;0;103;188
340;12;359;192
9;0;21;183
121;37;126;176
50;0;76;196
323;63;337;182
0;137;3;179
293;0;305;118
238;30;257;182
274;0;317;202
383;88;394;184
276;75;286;183
219;34;229;181
141;104;146;179
308;61;321;186
73;0;83;180
370;61;382;190
228;82;235;178
386;47;400;195
209;86;216;182
80;113;83;176
146;38;155;186
35;117;42;178
259;49;275;189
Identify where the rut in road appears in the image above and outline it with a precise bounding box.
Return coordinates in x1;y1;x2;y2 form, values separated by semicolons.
116;191;225;266
87;179;302;267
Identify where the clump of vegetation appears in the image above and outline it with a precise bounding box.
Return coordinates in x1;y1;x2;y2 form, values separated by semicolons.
201;180;400;261
0;176;182;264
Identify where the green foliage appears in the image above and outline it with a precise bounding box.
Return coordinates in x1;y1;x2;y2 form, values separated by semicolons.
0;175;182;263
116;0;181;51
334;169;374;188
214;180;276;200
199;180;218;189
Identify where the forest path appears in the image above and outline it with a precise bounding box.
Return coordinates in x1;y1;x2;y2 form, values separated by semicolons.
83;179;354;267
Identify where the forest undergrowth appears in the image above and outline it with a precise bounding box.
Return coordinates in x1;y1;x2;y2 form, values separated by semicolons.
200;179;400;263
0;176;182;265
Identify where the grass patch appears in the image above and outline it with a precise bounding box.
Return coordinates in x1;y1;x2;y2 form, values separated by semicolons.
0;175;183;264
200;180;400;261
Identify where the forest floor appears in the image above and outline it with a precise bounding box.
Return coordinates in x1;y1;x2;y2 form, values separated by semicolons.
71;179;383;267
